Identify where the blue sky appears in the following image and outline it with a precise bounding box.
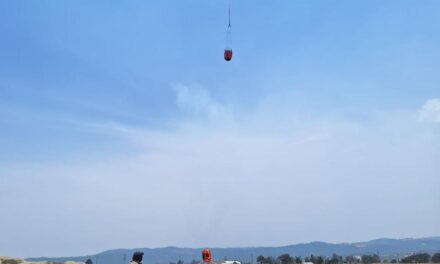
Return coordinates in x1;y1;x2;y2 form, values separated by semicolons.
1;0;440;258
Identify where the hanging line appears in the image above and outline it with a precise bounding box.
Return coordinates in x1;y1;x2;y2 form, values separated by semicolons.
228;0;231;27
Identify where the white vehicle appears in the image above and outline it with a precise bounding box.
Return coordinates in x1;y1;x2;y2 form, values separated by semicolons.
222;261;241;264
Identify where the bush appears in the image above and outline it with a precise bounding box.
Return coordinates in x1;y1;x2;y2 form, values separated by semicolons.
432;253;440;263
3;259;24;264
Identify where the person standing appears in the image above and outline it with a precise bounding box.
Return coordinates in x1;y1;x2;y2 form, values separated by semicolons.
131;252;144;264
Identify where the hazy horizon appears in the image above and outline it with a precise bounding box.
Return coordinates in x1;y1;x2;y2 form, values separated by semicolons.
1;0;439;258
23;236;440;259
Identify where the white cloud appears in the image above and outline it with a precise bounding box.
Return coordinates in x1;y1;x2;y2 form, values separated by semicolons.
2;90;440;257
418;98;440;123
172;83;233;121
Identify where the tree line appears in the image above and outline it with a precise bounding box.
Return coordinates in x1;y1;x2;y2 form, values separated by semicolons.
257;254;377;264
400;253;440;263
167;253;440;264
255;252;440;264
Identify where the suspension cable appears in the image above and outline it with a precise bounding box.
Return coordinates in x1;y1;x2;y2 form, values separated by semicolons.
228;0;231;27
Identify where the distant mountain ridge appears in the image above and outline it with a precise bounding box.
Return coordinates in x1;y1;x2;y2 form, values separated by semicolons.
27;237;440;264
